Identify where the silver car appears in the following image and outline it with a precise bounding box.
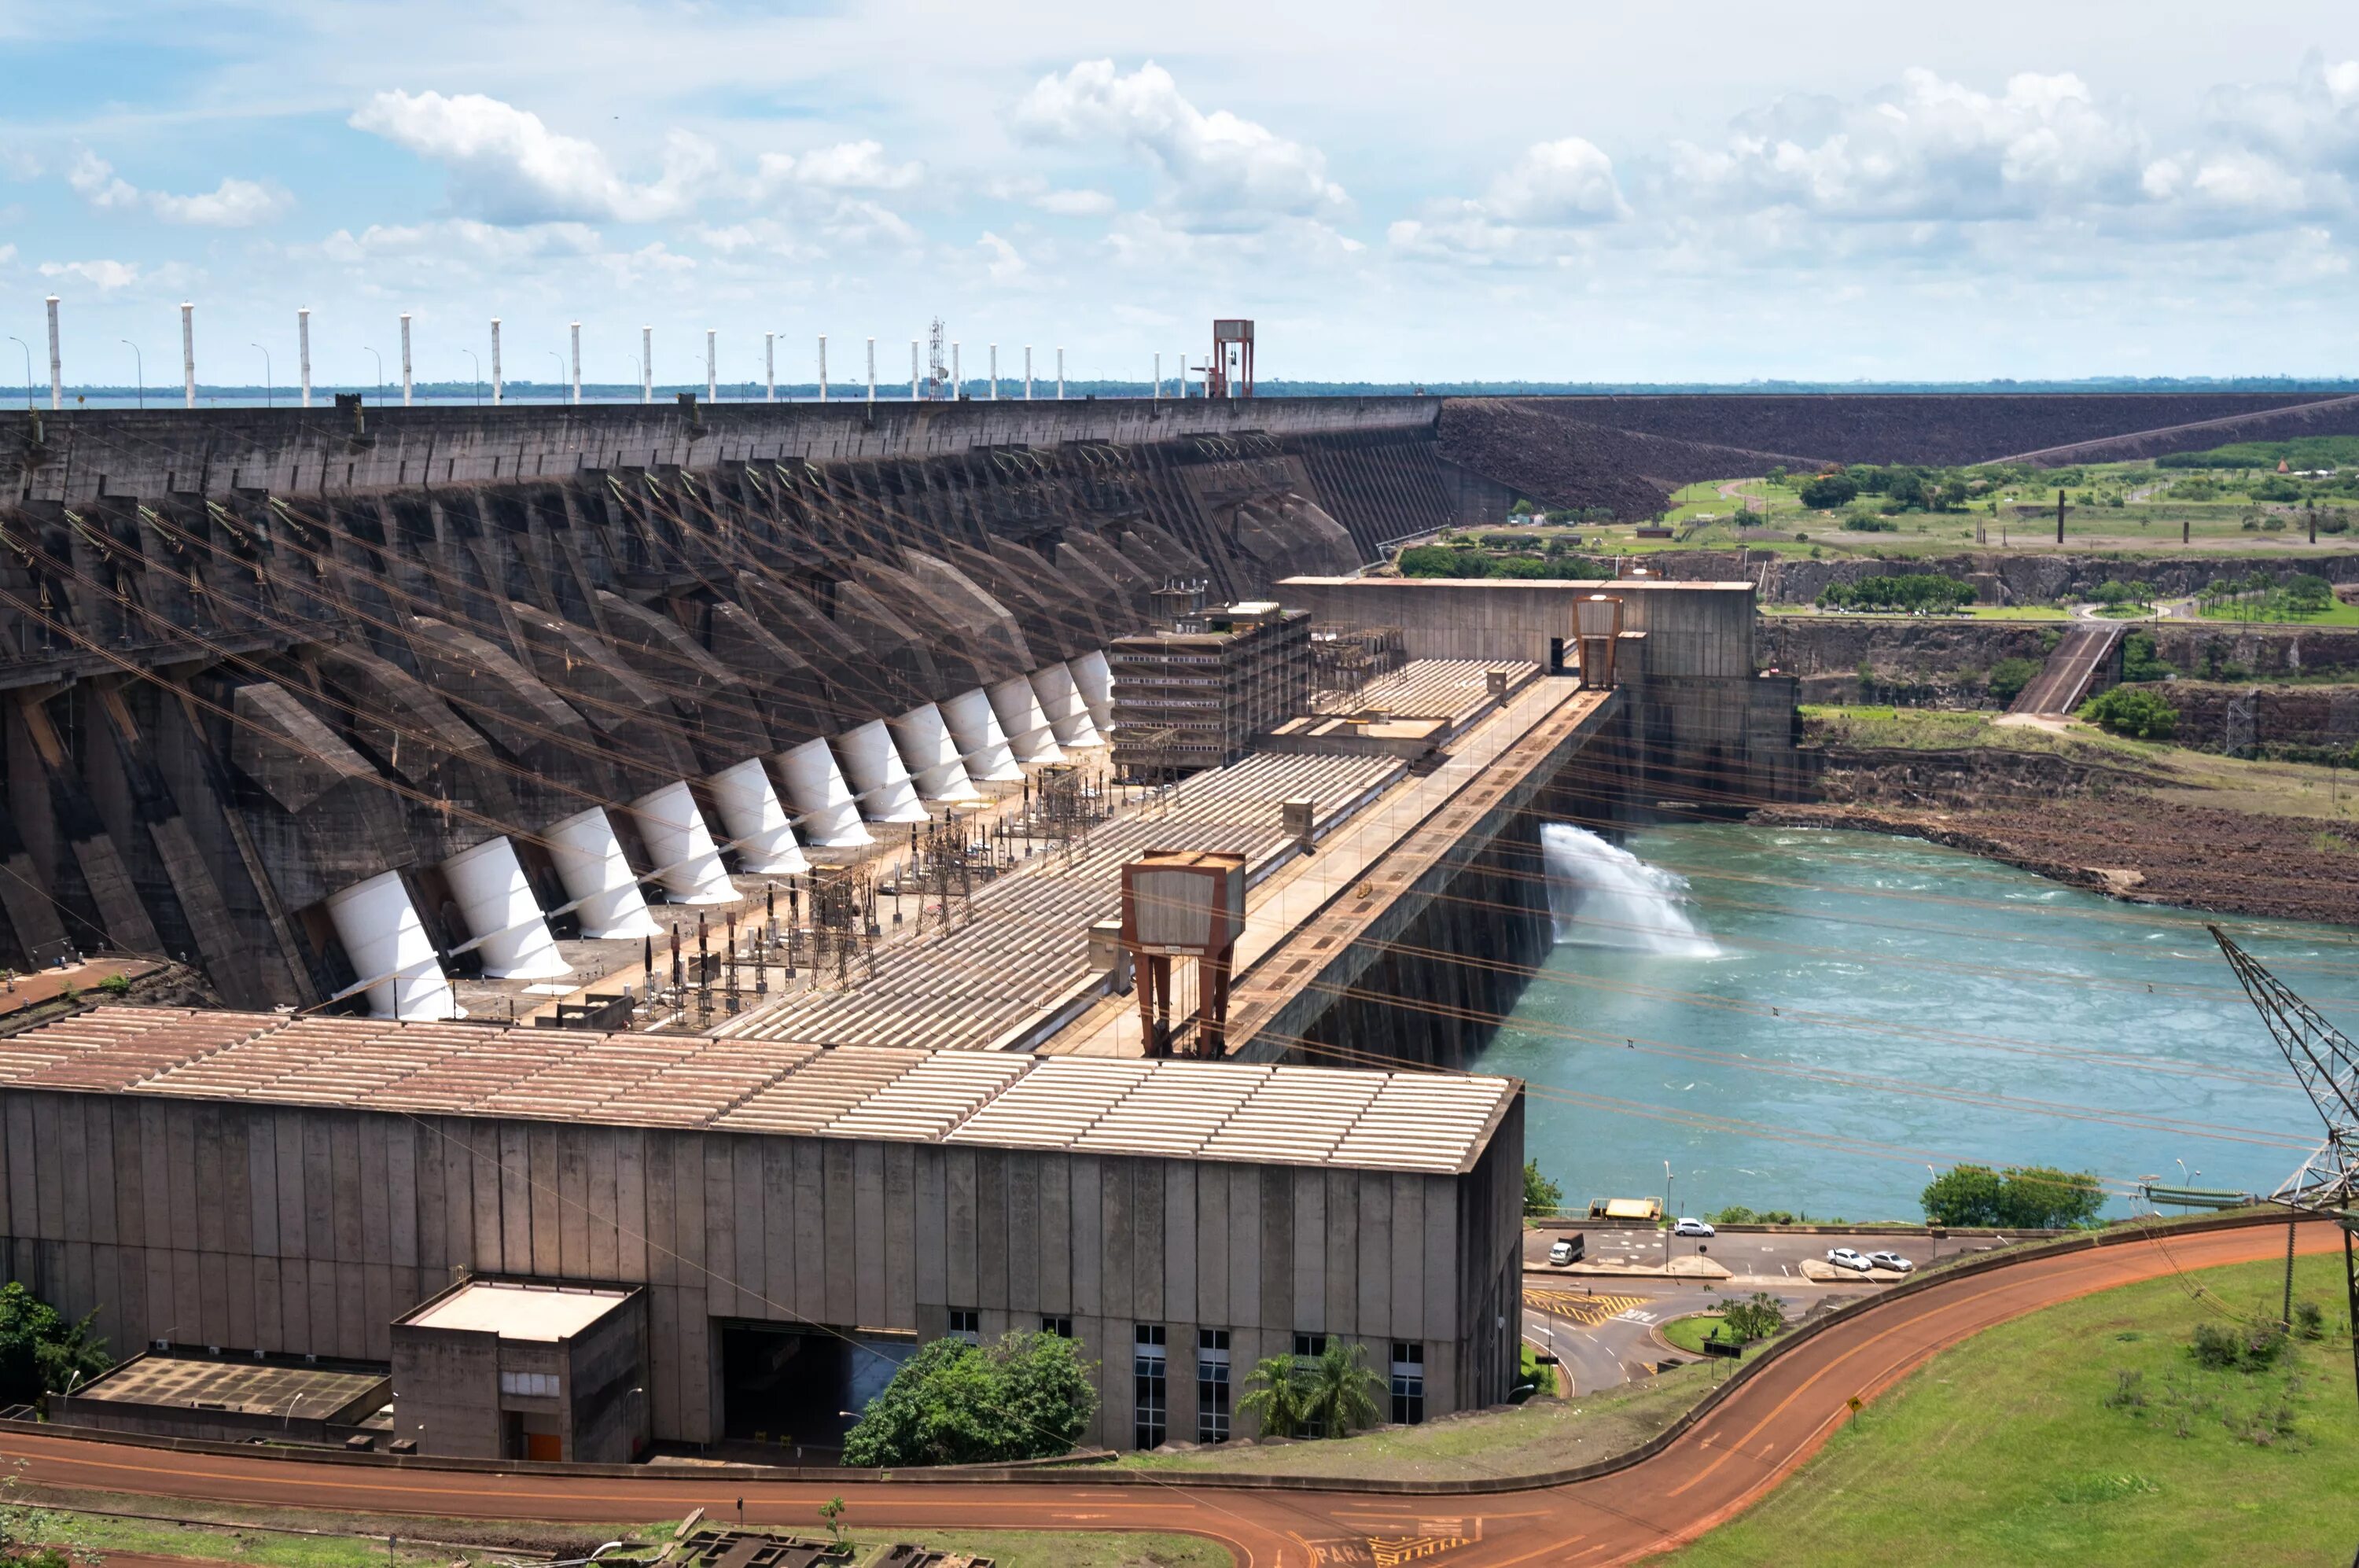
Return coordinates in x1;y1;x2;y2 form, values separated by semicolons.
1867;1250;1915;1273
1672;1217;1716;1238
1826;1246;1874;1272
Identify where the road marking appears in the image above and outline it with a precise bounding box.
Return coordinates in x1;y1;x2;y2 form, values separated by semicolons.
1521;1289;1647;1327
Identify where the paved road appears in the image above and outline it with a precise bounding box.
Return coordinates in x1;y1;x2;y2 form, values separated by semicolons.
0;1219;2325;1567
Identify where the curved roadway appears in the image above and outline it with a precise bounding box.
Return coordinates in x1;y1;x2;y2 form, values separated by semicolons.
0;1220;2331;1567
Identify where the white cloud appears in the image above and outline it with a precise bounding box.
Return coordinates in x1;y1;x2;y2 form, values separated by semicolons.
352;89;715;222
66;149;290;226
311;218;602;265
38;258;141;293
1389;138;1628;265
67;150;139;209
989;175;1119;216
0;146;35;182
1011;60;1346;229
977;230;1026;282
1482;138;1630;226
763;140;922;191
1671;68;2147;221
0;245;15;266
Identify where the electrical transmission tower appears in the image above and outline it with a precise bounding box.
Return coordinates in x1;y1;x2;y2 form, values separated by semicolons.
2209;925;2359;1401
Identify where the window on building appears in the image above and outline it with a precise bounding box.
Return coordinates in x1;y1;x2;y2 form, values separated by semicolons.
1042;1316;1073;1338
1293;1332;1330;1437
948;1309;979;1345
1134;1324;1168;1450
499;1370;559;1400
1390;1342;1426;1426
1197;1329;1231;1443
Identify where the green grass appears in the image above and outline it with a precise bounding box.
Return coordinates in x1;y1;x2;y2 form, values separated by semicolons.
1671;1253;2359;1568
1659;1313;1745;1357
1116;1360;1720;1482
2199;598;2359;628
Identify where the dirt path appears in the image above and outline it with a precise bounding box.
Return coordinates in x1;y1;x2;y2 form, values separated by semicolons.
0;1220;2328;1568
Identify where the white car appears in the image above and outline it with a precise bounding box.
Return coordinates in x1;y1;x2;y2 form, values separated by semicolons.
1547;1238;1577;1267
1672;1217;1716;1238
1867;1250;1916;1274
1826;1247;1875;1273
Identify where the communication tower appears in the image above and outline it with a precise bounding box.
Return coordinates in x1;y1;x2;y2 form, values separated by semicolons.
926;318;950;399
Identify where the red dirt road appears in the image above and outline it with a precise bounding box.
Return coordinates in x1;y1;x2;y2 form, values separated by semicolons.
1;1220;2333;1567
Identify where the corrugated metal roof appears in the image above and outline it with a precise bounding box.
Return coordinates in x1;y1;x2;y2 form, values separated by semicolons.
0;1007;1514;1174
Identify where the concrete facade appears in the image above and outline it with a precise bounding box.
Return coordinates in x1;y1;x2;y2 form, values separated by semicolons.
1278;577;1806;808
0;1077;1522;1454
390;1279;648;1462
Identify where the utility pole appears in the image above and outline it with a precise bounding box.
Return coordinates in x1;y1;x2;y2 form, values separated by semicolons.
2056;487;2065;546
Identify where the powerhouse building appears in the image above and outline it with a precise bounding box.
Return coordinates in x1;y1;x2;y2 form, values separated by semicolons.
0;1007;1523;1456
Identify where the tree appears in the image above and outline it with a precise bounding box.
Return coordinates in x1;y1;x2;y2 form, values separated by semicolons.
1995;1165;2107;1229
1522;1159;1563;1218
1301;1341;1384;1439
0;1283;108;1407
1238;1354;1311;1439
1920;1162;2105;1228
1720;1292;1787;1345
840;1331;1095;1467
1800;473;1860;509
2077;685;2178;740
1920;1163;2008;1226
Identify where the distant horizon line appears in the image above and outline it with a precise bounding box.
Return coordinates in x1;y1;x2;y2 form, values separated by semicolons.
14;374;2359;406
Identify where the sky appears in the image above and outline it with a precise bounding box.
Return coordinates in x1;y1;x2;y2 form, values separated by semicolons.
4;1;2359;389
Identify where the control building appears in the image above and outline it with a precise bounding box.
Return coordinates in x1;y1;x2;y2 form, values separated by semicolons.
1110;591;1313;778
0;1007;1523;1457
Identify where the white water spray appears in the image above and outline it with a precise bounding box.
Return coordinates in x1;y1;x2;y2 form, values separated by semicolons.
1543;823;1721;957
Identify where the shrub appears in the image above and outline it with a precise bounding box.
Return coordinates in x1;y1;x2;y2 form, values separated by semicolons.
2079;685;2179;740
2262;516;2287;531
1841;513;1898;532
2190;1320;2287;1373
2293;1300;2327;1341
96;974;132;998
2121;632;2171;683
0;1282;111;1404
841;1331;1096;1467
1986;657;2043;703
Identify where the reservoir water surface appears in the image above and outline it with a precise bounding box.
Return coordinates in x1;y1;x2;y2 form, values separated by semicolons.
1478;823;2359;1221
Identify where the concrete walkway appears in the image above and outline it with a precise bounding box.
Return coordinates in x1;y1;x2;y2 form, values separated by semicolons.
1043;676;1595;1057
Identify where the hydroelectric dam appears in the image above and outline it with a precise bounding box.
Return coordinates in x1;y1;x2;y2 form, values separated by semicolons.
1;384;2262;1459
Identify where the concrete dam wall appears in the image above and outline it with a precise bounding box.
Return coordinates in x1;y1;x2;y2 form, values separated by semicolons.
0;397;1483;1009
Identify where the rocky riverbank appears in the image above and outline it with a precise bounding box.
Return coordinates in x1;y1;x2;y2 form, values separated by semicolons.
1755;797;2359;926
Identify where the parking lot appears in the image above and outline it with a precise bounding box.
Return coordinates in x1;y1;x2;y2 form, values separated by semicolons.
1519;1224;2020;1393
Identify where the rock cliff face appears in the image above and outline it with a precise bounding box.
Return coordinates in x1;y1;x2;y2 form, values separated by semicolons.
0;399;1464;1007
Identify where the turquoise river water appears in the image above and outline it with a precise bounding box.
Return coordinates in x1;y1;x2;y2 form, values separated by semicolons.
1475;823;2359;1222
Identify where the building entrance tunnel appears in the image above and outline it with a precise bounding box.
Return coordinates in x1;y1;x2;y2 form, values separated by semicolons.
717;1322;907;1459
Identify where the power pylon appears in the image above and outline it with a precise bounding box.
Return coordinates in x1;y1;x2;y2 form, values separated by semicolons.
2209;924;2359;1401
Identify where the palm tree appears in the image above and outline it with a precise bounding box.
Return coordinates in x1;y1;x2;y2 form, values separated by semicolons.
1301;1340;1384;1440
1236;1355;1308;1439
